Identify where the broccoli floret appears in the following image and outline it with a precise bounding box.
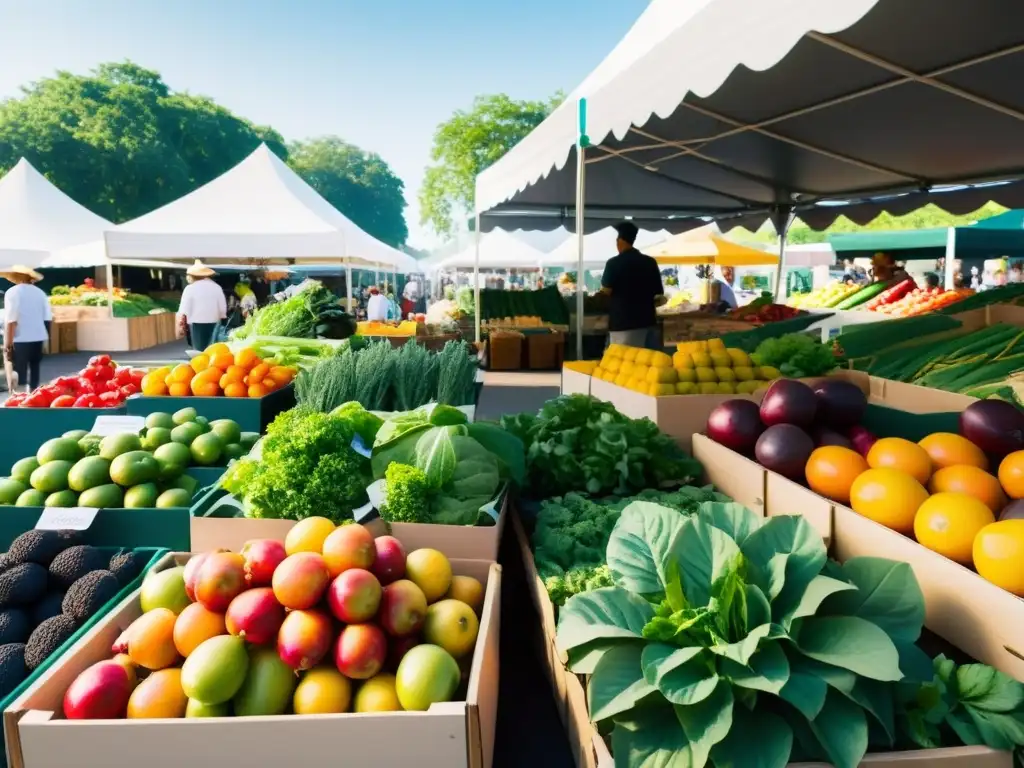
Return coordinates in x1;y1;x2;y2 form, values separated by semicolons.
546;565;614;606
380;464;431;524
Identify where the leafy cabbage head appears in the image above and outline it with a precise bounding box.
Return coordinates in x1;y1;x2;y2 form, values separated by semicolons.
555;502;928;768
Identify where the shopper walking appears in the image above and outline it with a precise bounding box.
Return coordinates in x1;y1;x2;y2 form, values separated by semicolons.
177;261;226;352
2;265;51;392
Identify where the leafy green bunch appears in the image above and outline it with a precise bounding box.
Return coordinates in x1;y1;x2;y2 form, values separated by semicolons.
501;395;702;499
232;280;354;340
557;501;932;768
752;333;837;378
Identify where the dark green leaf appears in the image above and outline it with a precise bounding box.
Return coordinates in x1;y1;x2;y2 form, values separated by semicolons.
946;708;984;746
610;706;698;768
741;515;825;610
588;644;657;722
782;574;856;628
557;587;654;655
710;623;770;666
709;705;793;768
641;644;719;706
745;584;772;628
696;501;761;546
567;640;639;675
674;681;734;765
821;557;925;643
895;640;936;684
466;422;526;485
956;664;1024;712
722;640;791;694
965;708;1024;750
780;672;829;720
672;516;742;607
797;615;903;681
848;678;896;745
606;502;687;594
810;688;869;768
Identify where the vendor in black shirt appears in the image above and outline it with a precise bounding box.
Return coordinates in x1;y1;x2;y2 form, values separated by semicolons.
601;222;665;350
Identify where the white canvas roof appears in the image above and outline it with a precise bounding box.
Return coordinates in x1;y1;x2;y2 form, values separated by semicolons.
436;230;546;270
0;159;112;268
541;227;668;268
102;144;413;271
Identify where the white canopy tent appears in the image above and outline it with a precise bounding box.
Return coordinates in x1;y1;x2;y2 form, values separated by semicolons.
436;230;546;271
0;159;112;268
541;227;668;269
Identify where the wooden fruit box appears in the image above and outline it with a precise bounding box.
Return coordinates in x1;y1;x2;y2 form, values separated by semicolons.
76;314;177;352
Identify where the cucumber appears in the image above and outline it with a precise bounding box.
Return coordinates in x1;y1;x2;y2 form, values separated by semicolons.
833;282;888;310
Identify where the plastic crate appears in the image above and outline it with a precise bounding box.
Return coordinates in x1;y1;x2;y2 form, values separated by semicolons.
124;383;295;433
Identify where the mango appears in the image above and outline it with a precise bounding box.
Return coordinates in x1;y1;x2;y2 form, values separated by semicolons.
284;516;336;555
185;699;230;718
395;644;460;711
127;668;187;719
272;552;330;610
140;566;190;614
277;609;333;671
405;549;452;602
173;602;227;657
423;599;480;659
225;587;285;645
127;608;180;670
232;647;296;716
445;575;484;613
354;672;402;713
293;667;352;714
181;634;249;705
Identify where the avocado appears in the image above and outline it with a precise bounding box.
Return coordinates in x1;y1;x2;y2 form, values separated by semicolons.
15;489;46;507
0;478;27;505
36;438;82;465
110;451;160;487
153;442;191;479
140;427;172;451
222;443;246;462
99;433;142;462
157;488;192;509
170;422;204;447
0;563;48;608
30;592;65;626
108;551;140;586
48;546;108;590
168;474;198;496
209;419;241;445
68;456;112;493
29;461;73;494
10;457;40;485
145;412;175;431
6;530;78;567
78;484;124;508
0;643;27;697
190;433;223;466
62;570;119;622
25;614;79;671
194;416;210;432
62;430;89;441
0;609;31;644
172;407;198;426
239;432;260;450
124;483;159;508
44;490;79;508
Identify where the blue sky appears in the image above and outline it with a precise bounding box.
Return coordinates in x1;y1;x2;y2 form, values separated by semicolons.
0;0;648;248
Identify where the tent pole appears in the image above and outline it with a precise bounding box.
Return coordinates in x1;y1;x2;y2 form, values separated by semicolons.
944;227;956;290
575;146;586;361
345;263;353;313
772;207;795;299
106;262;115;319
474;214;482;344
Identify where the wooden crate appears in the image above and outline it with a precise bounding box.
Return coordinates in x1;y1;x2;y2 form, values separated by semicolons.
45;322;78;355
77;313;177;352
525;331;566;370
659;312;756;344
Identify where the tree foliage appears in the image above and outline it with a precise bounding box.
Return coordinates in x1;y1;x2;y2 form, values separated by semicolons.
0;61;408;245
419;92;562;238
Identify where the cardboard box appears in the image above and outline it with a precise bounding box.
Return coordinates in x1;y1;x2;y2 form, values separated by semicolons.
5;553;501;768
560;368;592;396
191;492;509;562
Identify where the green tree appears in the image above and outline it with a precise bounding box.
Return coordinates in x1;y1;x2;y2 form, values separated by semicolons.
419;92;562;238
288;136;408;246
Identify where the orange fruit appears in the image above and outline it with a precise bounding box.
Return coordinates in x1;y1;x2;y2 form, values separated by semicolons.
973;519;1024;595
918;433;988;471
192;379;220;397
268;366;295;386
849;468;929;535
168;382;191;397
223;365;247;383
141;373;169;396
190;354;211;373
169;364;195;384
928;465;1006;513
249;363;270;382
805;446;868;504
998;451;1024;499
223;381;248;398
235;347;260;370
248;382;269;398
914;492;995;565
195;366;223;384
211;352;234;370
262;378;280;392
866;437;933;485
204;342;231;358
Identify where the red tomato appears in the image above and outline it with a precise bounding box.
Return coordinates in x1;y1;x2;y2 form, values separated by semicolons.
76;378;98;394
4;394;27;407
50;395;76;408
81;367;102;382
94;365;115;382
98;391;122;405
119;384;139;398
114;367;134;386
73;394;96;408
22;393;51;408
88;355;112;367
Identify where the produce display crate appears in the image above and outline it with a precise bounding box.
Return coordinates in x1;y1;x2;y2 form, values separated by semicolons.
190;491;509;562
658;312;756;345
485;333;524;371
560;367;591;396
0;547;166;768
4;552;502;768
75;313;177;353
124;383;295;433
44;322;78;356
0;406;128;477
525;331;565;370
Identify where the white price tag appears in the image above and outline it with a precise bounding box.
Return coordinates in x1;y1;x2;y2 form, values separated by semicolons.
366;478;387;510
35;507;99;531
474;369;485;383
479;499;501;523
352;501;376;523
91;415;146;437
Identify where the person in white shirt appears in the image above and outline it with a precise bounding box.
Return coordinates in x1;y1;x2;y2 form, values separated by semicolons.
2;265;51;392
366;287;388;322
178;261;227;352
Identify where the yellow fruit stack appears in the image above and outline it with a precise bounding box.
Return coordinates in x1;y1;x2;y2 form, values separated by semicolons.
592;339;779;397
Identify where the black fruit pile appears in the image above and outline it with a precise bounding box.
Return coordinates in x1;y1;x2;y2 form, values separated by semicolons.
0;530;140;697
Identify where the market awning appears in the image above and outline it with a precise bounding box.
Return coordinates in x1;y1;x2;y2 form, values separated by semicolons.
540;227;668;268
435;230;546;270
646;225;778;266
475;0;1024;235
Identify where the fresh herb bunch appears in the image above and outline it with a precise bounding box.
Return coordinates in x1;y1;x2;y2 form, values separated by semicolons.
557;501;1024;768
436;340;478;406
295;347;357;412
752;333;837;378
501;395;702;498
221;404;378;523
353;340;395;411
392;341;439;411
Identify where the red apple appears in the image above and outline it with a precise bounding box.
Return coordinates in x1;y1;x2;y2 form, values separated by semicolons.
226;587;285;645
194;552;247;612
64;660;134;719
240;539;287;587
321;524;375;578
371;536;407;585
334;623;387;680
379;579;427;637
327;569;382;623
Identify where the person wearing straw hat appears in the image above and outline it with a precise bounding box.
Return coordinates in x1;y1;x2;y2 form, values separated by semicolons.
177;260;226;352
2;265;51;393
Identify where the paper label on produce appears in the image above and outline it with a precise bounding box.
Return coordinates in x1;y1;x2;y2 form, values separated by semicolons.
365;478;387;510
352;501;377;523
475;369;485;383
91;415;146;436
350;434;372;458
35;507;99;531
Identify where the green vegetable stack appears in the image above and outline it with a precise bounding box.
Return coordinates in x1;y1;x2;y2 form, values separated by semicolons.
557;501;1024;768
751;333;837;378
231;281;356;340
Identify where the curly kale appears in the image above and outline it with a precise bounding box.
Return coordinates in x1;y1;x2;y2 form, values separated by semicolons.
380;464;431;524
545;565;613;607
